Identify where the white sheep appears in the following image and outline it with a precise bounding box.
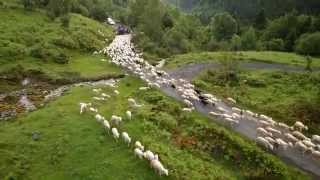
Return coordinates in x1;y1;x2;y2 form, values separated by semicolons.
256;137;274;150
293;121;308;132
224;117;239;127
217;107;227;113
284;133;299;143
103;120;111;132
111;115;122;126
150;159;169;176
95;114;104;123
227;97;236;104
114;90;120;95
312;150;320;160
292;131;308;140
275;138;289;150
101;93;111;98
231;107;242;114
209;111;221;117
89;107;98;113
277;122;290;131
182;108;193;112
144;150;155;161
121;132;131;146
295;141;308;154
134;148;144;159
302;139;316;148
312;135;320;144
111;128;120;140
266;127;282;137
79;102;91;114
139;87;150;91
135;141;144;151
126;111;132;120
183;99;193;108
257;127;273;137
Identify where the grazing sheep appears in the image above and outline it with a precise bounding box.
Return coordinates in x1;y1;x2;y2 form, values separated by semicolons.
312;135;320;144
89;107;98;113
103;120;110;132
134;148;144;159
111;115;122;126
139;87;150;91
258;120;272;127
293;121;308;132
224;118;239;127
93;88;102;93
217;107;227;113
302;139;316;148
275;138;289;150
182;108;193;112
95;114;104;123
277;122;290;131
101;93;111;98
111;128;120;140
245;110;255;117
114;90;120;95
122;132;131;146
79;102;91;114
183;99;193;108
257;127;273;137
266;127;282;137
135;141;144;151
231;107;242;114
256;137;274;150
284;133;299;143
292;131;308;140
209;111;221;117
232;113;241;119
227;97;236;104
144;150;155;161
150;159;169;176
265;137;276;144
126;111;132;120
295;141;308;154
312;150;320;160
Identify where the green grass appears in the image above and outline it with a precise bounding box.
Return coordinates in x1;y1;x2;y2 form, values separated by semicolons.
0;76;309;179
193;69;320;134
165;51;320;69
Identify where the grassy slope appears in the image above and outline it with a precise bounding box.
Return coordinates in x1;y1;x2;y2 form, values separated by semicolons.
0;76;308;179
165;51;320;69
194;69;320;134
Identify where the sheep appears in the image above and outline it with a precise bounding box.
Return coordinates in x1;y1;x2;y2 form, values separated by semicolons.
275;138;289;150
95;114;104;123
134;148;144;159
312;135;320;144
93;88;102;93
257;127;273;137
144;150;155;161
293;121;308;132
128;98;137;106
209;111;221;117
111;115;122;126
224;118;239;127
284;133;299;143
135;141;144;151
292;131;308;140
231;107;242;114
89;107;98;113
258;120;272;127
101;93;111;98
183;99;193;108
182;108;193;112
103;120;111;133
79;102;91;114
245;110;255;117
312;150;320;160
302;139;316;148
114;90;120;95
295;141;308;154
227;97;236;104
217;107;227;113
232;113;241;119
256;137;273;150
111;128;120;141
150;159;169;176
121;132;131;146
277;122;290;131
266;127;282;137
139;87;150;91
265;137;276;144
126;111;132;120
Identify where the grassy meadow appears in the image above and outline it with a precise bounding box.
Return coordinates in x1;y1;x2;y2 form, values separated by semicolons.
165;51;320;69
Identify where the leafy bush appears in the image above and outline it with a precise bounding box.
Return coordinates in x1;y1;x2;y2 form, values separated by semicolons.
60;14;70;28
295;32;320;55
265;38;285;51
210;12;237;41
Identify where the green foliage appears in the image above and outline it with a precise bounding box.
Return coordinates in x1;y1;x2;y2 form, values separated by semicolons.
254;8;267;29
295;32;320;56
210;12;237;41
241;27;257;50
60;14;70;28
230;34;242;51
21;0;34;10
265;38;285;51
47;0;71;18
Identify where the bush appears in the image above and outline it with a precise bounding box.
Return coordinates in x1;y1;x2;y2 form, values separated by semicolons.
60;15;70;28
265;38;285;51
295;32;320;55
53;51;69;64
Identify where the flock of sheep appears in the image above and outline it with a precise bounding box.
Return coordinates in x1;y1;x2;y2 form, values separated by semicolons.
97;34;320;172
79;86;169;176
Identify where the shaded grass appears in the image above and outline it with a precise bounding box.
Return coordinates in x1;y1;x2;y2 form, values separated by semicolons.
165;51;320;69
0;76;309;179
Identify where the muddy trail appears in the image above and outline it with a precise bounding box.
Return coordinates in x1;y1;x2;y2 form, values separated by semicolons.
167;62;320;81
105;35;320;178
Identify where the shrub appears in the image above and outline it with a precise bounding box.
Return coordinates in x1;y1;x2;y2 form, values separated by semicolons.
60;14;70;28
53;51;69;64
295;32;320;56
265;39;285;51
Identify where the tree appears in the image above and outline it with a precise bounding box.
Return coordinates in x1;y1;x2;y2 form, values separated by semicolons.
210;12;237;41
305;55;313;72
47;0;71;18
21;0;35;10
295;32;320;56
241;27;257;50
265;38;285;51
254;8;267;30
230;34;242;51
